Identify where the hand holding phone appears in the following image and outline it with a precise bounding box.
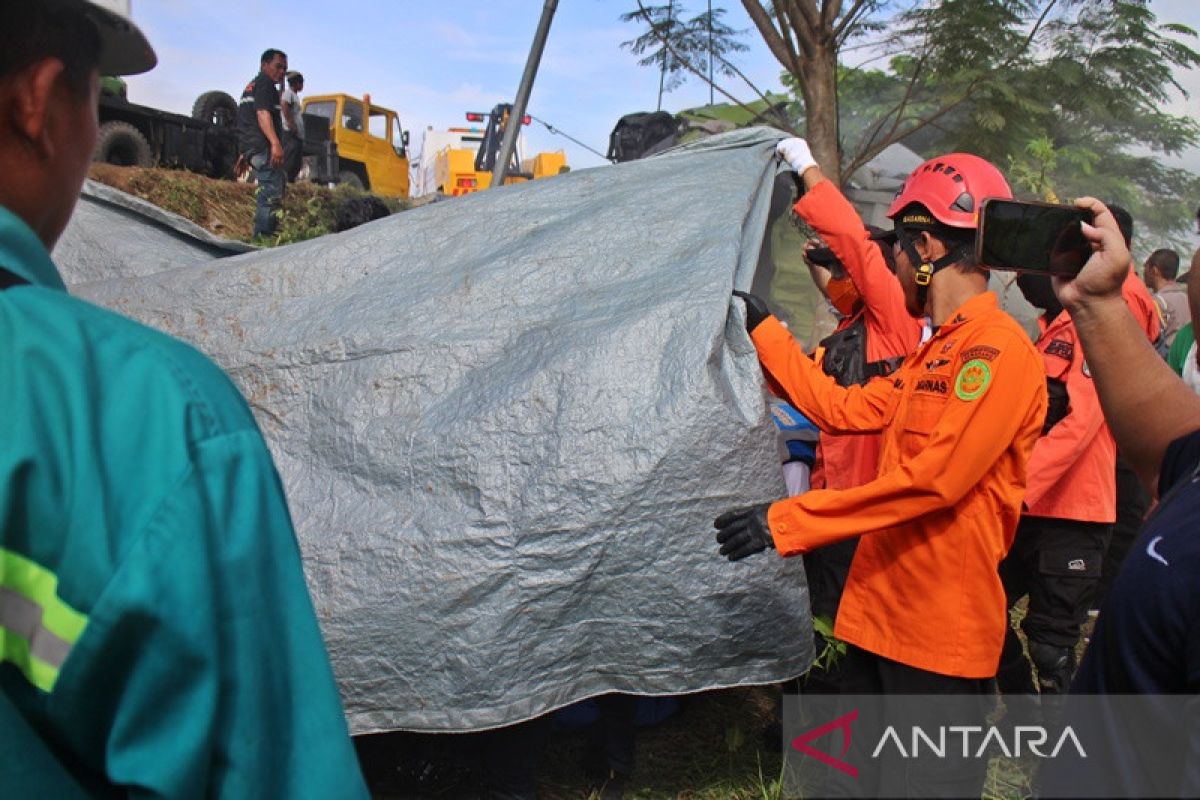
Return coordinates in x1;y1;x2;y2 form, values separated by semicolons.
976;199;1095;275
1050;197;1134;314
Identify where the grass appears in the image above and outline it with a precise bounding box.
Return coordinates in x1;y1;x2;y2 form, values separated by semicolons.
354;686;1047;799
87;163;406;245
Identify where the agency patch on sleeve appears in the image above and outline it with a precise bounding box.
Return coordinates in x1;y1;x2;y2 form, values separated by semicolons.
955;359;992;401
959;344;999;363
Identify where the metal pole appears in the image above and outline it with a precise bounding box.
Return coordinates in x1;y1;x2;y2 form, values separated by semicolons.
656;0;674;112
708;0;714;106
492;0;558;187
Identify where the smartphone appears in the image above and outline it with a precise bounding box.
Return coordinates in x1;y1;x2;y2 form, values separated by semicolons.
805;245;839;267
976;199;1095;275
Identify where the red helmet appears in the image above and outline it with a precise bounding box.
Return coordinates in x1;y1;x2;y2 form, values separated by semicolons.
886;153;1011;229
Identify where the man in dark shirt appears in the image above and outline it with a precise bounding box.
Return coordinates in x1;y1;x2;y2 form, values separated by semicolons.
1037;197;1200;798
237;48;287;238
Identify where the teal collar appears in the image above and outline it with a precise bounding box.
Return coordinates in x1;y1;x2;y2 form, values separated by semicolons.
0;205;67;293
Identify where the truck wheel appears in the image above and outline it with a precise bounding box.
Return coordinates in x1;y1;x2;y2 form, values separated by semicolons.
94;120;153;167
192;90;238;129
338;170;365;190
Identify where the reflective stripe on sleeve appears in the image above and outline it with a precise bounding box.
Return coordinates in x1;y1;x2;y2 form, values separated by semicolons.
0;548;88;692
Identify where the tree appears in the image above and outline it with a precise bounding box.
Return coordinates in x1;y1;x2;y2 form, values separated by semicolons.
623;2;796;128
620;3;750;98
622;0;1200;241
836;2;1200;242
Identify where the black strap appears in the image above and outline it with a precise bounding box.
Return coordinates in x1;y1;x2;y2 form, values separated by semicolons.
0;267;29;291
864;355;904;380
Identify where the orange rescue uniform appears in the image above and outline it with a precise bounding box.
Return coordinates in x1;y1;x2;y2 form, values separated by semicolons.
750;292;1047;678
1022;312;1116;522
1123;270;1162;343
796;180;922;490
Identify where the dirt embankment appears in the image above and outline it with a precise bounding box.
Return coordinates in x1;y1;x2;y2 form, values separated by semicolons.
87;164;405;244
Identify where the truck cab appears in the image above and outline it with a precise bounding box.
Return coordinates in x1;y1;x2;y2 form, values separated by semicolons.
302;93;410;198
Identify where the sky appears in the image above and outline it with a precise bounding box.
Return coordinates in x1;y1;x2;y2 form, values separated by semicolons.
125;0;1200;176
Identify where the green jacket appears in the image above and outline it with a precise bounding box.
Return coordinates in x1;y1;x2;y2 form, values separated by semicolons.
0;206;367;798
1168;321;1195;376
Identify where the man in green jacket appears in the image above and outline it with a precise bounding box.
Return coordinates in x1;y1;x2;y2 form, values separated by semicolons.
0;2;367;796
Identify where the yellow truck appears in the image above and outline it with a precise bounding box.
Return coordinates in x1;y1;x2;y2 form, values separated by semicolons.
301;93;410;198
416;104;567;198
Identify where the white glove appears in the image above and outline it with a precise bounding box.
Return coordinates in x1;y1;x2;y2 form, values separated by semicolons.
776;137;817;173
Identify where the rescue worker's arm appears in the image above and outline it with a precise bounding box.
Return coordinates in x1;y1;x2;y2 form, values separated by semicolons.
58;432;368;798
767;333;1046;555
1021;340;1107;510
749;314;899;434
793;176;918;357
1055;197;1200;493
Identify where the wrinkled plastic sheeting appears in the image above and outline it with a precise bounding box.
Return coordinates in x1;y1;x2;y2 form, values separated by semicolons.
77;127;814;733
54;180;252;287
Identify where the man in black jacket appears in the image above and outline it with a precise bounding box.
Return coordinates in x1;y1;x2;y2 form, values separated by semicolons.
237;48;287;238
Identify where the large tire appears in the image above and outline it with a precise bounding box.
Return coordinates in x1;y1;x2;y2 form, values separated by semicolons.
338;169;365;190
93;120;153;167
192;90;238;129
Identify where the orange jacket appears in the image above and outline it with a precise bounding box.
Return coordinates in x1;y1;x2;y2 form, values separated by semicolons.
796;180;922;365
750;292;1046;678
1123;270;1162;343
796;180;923;490
1022;312;1116;522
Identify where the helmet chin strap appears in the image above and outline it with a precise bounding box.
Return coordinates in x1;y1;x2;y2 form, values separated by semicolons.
898;229;959;312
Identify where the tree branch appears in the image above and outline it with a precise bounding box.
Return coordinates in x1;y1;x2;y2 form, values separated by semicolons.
793;0;823;33
832;0;873;43
741;0;805;71
849;51;929;172
822;0;844;32
710;49;796;129
842;0;1061;180
634;0;797;132
765;0;806;74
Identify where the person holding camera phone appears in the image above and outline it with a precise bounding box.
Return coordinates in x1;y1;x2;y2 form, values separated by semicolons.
774;139;923;689
995;268;1115;699
1035;197;1200;799
718;148;1046;796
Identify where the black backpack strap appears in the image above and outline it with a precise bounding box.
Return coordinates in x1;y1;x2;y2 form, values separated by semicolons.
864;355;904;380
0;267;29;290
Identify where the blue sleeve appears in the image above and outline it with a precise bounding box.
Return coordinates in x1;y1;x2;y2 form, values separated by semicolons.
52;431;367;799
1158;429;1200;497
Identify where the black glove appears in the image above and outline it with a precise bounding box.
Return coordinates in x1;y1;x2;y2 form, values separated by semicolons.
732;290;770;333
714;504;775;561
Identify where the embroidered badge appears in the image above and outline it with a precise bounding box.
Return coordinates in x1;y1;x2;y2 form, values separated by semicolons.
924;358;951;372
1044;339;1074;360
959;345;999;363
955;359;992;401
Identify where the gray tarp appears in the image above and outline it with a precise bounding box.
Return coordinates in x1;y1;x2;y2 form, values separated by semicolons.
56;180;253;286
74;127;814;734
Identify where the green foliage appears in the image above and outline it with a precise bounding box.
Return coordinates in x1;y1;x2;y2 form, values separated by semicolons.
620;3;749;93
259;184;402;247
809;615;848;674
830;1;1200;245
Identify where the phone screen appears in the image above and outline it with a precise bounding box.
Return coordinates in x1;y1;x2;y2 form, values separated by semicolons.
976;199;1094;275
